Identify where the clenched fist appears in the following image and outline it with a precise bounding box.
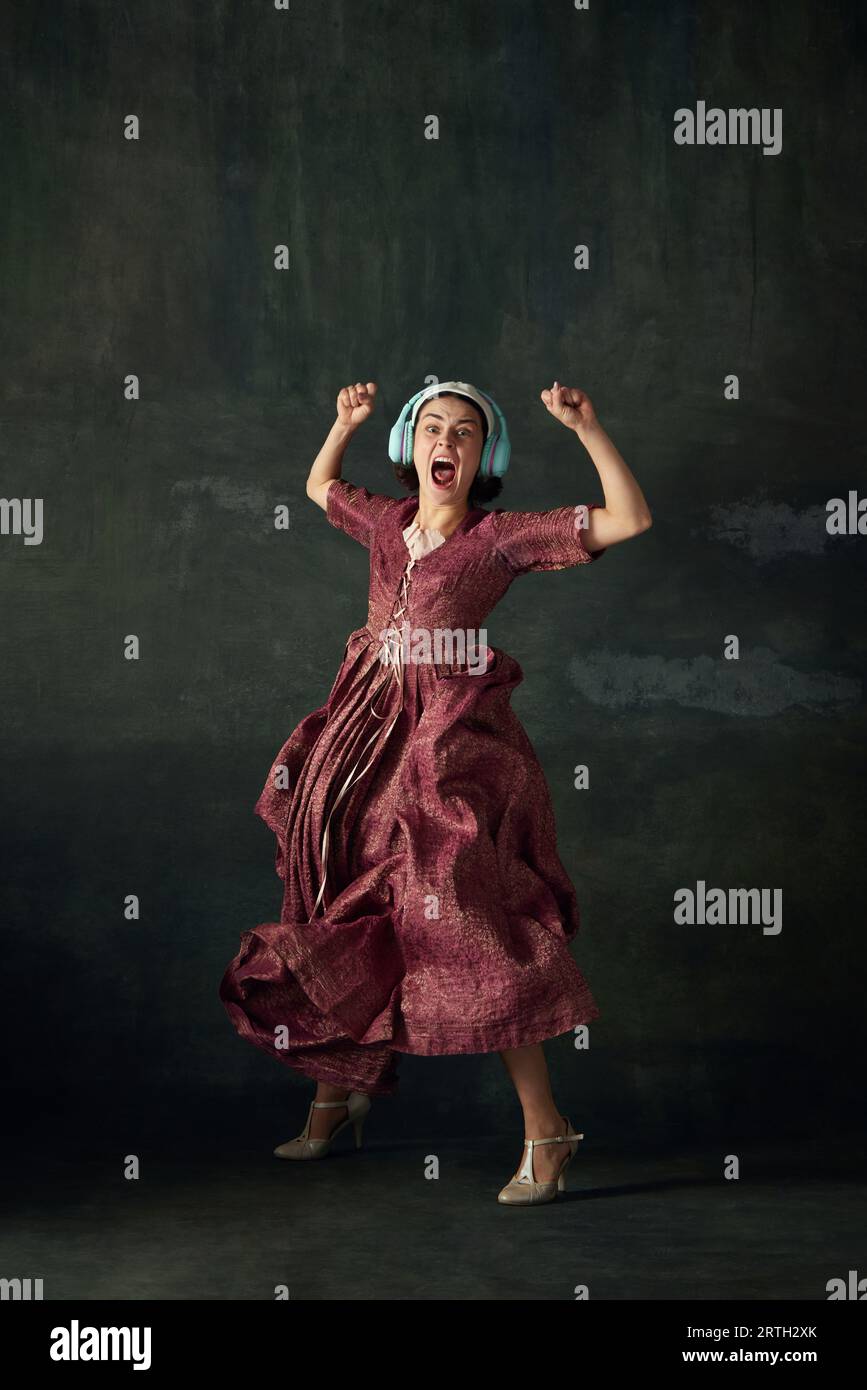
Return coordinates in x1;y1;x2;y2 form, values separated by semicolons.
337;381;378;431
540;382;598;434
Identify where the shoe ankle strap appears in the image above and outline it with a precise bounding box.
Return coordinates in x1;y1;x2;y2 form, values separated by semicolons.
311;1100;351;1108
524;1131;583;1148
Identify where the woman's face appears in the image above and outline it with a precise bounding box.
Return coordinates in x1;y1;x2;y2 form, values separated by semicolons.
413;396;484;507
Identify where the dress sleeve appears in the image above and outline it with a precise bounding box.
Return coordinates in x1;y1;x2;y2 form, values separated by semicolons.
491;502;606;575
325;478;403;549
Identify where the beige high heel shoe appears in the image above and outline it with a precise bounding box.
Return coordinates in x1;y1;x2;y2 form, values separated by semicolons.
273;1091;372;1160
497;1117;584;1204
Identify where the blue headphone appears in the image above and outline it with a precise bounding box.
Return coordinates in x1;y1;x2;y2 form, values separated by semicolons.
388;380;511;477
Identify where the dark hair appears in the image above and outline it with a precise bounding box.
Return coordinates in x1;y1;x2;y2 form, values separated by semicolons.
392;391;504;506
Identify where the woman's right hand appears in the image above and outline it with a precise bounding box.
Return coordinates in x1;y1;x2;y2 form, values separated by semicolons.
337;381;378;430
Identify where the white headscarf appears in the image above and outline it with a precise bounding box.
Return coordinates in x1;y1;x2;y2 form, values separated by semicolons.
409;380;494;438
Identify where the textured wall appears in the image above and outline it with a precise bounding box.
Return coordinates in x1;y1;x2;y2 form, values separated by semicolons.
2;0;865;1146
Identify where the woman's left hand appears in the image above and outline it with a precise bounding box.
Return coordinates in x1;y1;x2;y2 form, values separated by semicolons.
540;382;598;434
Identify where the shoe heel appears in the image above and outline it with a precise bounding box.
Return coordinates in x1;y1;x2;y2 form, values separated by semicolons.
353;1116;366;1149
558;1131;584;1193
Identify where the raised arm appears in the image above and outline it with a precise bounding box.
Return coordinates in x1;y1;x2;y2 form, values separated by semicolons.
306;381;379;510
540;382;652;550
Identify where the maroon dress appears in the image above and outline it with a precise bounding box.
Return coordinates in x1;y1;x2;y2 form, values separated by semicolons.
219;478;604;1096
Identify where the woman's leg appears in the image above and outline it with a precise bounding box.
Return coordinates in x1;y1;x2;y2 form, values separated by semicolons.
498;1043;574;1183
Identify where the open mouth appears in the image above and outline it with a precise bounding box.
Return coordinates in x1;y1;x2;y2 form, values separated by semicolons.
430;457;457;490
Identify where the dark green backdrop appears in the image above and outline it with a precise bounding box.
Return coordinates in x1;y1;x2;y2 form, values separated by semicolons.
2;0;864;1149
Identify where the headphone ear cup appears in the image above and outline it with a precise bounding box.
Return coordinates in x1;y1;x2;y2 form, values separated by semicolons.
490;433;509;476
389;390;424;464
484;436;498;477
388;408;407;463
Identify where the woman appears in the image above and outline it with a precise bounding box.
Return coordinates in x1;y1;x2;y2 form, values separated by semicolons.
220;378;652;1204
